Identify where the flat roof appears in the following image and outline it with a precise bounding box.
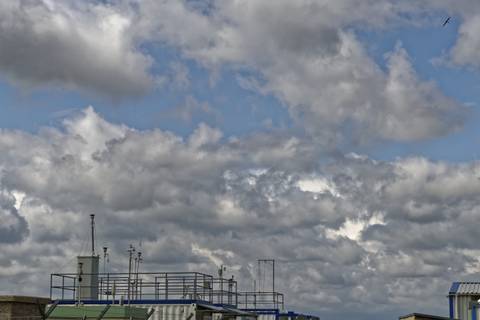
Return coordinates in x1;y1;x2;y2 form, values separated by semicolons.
0;295;51;304
49;305;147;319
399;313;457;320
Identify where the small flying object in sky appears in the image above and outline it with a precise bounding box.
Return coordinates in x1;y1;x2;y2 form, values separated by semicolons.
442;16;451;27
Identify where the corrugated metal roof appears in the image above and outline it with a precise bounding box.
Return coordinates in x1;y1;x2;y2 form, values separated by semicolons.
450;282;480;295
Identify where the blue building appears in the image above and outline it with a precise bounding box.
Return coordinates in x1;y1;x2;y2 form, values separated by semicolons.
448;282;480;320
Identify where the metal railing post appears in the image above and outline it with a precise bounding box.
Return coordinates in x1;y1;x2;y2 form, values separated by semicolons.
49;274;53;299
165;274;168;300
107;274;110;301
61;276;65;300
194;273;197;300
202;275;206;301
182;277;186;298
73;278;76;300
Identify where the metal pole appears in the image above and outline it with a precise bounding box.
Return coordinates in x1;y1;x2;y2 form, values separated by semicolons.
134;256;137;299
272;259;275;293
127;244;135;303
194;273;197;300
165;275;168;299
107;274;110;301
103;247;108;274
78;262;83;305
257;260;261;292
258;259;275;293
45;300;59;319
96;305;111;320
90;214;95;256
49;274;53;299
145;308;155;320
135;251;142;299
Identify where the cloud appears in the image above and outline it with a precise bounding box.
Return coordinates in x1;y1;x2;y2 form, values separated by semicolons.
449;14;480;67
0;1;153;97
418;2;480;71
0;108;480;319
136;0;467;144
165;95;220;123
0;190;28;243
0;0;471;144
3;1;480;319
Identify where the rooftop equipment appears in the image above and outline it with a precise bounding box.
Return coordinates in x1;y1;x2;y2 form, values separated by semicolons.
76;214;100;301
51;215;317;320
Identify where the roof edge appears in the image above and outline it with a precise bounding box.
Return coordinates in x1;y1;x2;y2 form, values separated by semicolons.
399;313;457;320
0;295;51;304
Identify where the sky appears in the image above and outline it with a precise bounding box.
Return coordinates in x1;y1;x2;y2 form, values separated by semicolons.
3;1;480;319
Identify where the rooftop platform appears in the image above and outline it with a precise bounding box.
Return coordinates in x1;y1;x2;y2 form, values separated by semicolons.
50;272;285;310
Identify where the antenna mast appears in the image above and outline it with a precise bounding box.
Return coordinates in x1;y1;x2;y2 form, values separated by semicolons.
103;247;109;273
258;259;275;292
90;214;95;256
127;244;136;303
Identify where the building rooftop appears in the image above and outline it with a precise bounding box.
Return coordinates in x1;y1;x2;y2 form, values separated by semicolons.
449;282;480;295
49;305;148;319
50;271;284;310
0;295;51;304
399;313;456;320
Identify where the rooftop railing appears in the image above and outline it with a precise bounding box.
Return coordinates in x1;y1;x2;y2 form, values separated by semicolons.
237;291;285;310
50;272;285;311
50;272;238;306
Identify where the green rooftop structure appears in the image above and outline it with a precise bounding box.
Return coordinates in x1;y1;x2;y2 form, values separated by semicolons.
48;305;151;319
